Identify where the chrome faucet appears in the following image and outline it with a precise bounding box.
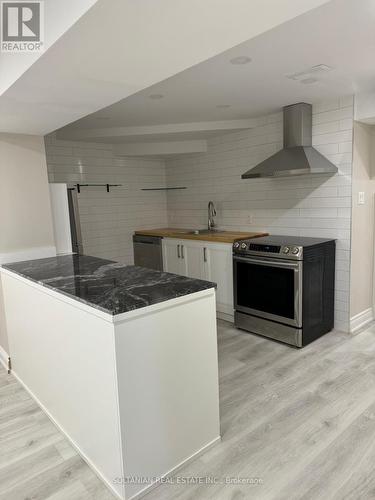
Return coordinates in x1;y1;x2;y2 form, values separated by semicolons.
208;201;217;231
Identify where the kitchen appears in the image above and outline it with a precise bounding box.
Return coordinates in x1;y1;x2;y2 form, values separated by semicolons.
47;97;349;337
1;1;375;499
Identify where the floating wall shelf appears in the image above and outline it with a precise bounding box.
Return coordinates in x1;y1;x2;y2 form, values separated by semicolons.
141;187;187;191
73;183;122;193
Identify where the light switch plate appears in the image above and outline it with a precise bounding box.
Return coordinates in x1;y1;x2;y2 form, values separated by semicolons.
358;191;365;205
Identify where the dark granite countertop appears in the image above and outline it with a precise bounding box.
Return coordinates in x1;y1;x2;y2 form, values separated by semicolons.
1;254;216;316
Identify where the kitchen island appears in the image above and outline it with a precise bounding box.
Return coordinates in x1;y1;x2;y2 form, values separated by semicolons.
0;255;220;500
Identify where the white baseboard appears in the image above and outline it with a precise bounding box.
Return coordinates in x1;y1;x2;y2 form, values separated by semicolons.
350;308;374;334
0;246;56;265
0;345;10;372
10;369;124;500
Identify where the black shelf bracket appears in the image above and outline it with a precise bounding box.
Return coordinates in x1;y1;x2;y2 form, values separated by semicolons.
74;183;122;193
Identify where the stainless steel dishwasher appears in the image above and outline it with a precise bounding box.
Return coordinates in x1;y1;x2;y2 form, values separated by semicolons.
133;235;163;271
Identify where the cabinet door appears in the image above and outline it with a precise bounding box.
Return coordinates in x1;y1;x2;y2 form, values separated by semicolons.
162;239;189;276
183;243;205;280
178;241;188;276
206;243;234;315
162;239;184;275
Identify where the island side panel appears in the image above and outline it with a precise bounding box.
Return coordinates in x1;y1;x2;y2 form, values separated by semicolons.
114;289;220;500
1;271;125;500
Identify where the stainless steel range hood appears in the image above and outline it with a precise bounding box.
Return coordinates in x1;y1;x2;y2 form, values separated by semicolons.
242;102;338;179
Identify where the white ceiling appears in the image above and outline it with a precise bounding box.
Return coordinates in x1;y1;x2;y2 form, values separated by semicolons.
0;0;98;95
0;0;331;135
57;0;375;145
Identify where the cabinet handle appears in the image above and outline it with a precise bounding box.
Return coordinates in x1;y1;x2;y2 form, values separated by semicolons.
203;247;207;262
177;245;180;259
181;245;184;259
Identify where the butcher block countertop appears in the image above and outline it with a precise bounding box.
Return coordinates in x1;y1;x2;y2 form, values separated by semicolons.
134;228;268;244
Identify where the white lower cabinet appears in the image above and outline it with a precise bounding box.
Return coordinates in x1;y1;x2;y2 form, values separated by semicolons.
163;238;234;319
162;238;187;276
185;242;209;280
205;242;234;318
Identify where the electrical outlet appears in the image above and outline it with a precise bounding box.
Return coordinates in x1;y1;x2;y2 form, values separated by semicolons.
247;213;254;225
358;191;365;205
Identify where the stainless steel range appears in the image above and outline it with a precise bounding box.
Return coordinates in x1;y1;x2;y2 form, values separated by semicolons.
233;235;336;347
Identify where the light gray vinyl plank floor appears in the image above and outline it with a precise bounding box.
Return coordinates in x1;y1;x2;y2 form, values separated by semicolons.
2;321;375;499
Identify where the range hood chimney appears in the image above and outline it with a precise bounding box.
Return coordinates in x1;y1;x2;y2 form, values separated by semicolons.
241;102;338;179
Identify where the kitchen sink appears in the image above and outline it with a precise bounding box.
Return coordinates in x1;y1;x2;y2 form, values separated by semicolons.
187;229;222;235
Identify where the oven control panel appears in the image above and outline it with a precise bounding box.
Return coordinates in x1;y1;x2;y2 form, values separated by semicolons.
233;241;303;259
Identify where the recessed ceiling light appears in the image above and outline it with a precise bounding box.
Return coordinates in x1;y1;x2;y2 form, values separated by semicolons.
216;104;231;108
229;56;252;65
149;94;164;100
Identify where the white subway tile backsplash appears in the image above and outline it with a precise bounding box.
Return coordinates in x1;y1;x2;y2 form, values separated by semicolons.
312;106;353;125
338;141;353;153
45;133;168;265
299;208;338;218
337;208;352;218
337;186;352;197
297;197;351;209
313;143;339;155
336;290;350;303
312;99;340;114
336;249;350;261
312;130;352;146
312;121;341;135
339;118;354;131
335;300;349;313
339;95;354;108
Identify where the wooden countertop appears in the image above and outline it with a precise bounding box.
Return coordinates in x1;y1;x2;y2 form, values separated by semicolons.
134;228;268;244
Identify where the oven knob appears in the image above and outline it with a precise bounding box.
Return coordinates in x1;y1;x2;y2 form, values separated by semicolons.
292;247;300;255
241;243;247;250
234;242;240;249
283;246;290;254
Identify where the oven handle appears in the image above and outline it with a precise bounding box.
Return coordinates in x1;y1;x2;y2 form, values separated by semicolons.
233;255;301;270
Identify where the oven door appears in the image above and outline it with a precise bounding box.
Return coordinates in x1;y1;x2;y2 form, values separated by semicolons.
233;255;302;328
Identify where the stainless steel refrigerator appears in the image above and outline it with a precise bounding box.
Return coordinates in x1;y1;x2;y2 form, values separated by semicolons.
49;184;83;255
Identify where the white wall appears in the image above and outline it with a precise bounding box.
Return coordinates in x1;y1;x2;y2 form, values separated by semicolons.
0;133;55;353
350;122;375;322
165;97;354;332
0;134;55;259
45;134;168;264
